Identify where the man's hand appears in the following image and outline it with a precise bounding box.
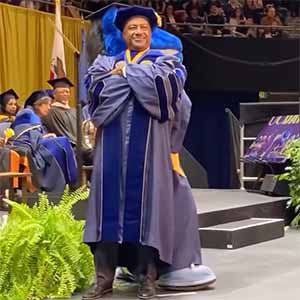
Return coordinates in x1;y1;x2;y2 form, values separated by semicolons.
111;67;123;76
116;61;125;69
111;61;126;76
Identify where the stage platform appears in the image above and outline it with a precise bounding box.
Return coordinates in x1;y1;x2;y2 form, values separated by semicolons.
193;189;288;226
192;189;289;249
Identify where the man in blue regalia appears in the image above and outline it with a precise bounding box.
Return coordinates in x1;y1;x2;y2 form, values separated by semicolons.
83;4;215;300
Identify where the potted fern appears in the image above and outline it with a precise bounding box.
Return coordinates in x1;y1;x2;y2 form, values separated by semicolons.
278;139;300;227
0;186;94;300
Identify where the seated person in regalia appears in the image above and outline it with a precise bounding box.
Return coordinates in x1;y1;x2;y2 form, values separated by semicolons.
9;90;78;193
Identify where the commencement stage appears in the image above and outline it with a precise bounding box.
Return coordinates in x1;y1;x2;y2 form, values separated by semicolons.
193;189;288;226
193;189;289;249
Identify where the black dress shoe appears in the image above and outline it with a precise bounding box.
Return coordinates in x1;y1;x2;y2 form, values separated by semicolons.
138;275;156;299
81;279;113;300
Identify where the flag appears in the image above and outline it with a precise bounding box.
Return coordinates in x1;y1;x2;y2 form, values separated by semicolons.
78;28;88;105
49;0;66;79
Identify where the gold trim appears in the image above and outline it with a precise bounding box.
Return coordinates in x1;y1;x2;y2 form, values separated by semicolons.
125;49;148;64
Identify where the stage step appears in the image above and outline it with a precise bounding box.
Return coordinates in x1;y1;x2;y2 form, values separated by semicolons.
195;189;290;227
199;218;284;249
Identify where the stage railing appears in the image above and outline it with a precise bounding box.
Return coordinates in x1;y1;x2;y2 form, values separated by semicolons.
168;22;300;37
14;0;92;16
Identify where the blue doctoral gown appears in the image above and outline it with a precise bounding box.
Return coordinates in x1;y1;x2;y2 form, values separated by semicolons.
84;49;201;271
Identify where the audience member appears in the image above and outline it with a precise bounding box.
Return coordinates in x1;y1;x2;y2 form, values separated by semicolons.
164;3;180;33
183;0;205;16
176;9;191;33
260;5;283;37
224;0;241;21
207;4;226;35
243;0;264;23
263;0;288;24
163;0;185;10
186;6;205;34
245;17;257;37
0;89;20;123
229;7;247;34
204;0;223;14
0;89;20;147
149;0;165;14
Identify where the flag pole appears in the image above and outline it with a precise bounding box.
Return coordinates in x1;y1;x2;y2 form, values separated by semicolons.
47;17;80;55
74;51;83;184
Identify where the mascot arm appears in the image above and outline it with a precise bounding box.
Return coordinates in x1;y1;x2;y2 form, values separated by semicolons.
125;56;187;122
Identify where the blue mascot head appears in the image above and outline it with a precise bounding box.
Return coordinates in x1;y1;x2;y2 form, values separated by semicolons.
86;3;183;62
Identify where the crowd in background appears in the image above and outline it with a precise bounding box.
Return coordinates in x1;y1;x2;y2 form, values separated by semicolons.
0;0;299;36
119;0;298;37
0;0;82;17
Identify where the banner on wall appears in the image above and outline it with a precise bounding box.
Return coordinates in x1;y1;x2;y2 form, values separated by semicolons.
49;0;66;79
244;115;300;163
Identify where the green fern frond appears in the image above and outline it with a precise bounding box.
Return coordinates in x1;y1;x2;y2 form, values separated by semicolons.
0;186;94;299
3;199;33;219
279;138;300;226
